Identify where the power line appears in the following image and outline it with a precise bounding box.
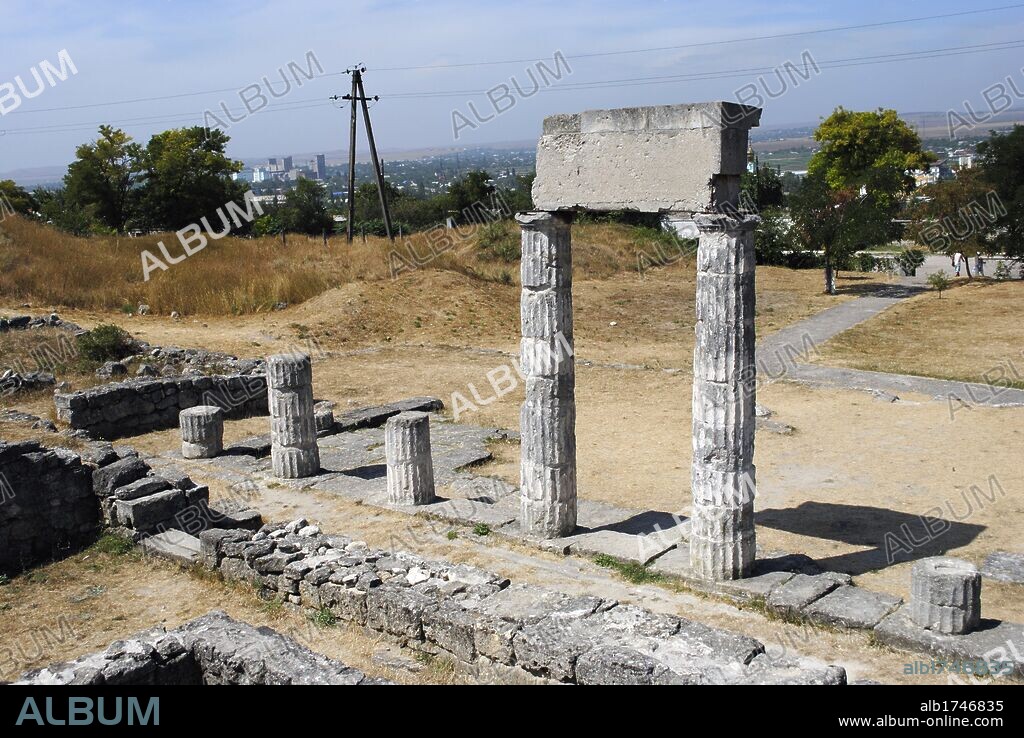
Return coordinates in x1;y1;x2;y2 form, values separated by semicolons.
5;3;1023;116
372;3;1024;71
2;39;1022;136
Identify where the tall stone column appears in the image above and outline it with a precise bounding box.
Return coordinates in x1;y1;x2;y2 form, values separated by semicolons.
266;353;320;479
690;214;758;580
517;211;576;538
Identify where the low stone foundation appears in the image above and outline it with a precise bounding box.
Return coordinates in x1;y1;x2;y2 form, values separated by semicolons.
0;441;98;575
16;611;385;685
55;374;268;440
197;518;846;685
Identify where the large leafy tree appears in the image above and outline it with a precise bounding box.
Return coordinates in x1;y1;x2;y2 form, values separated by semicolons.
284;178;334;235
977;125;1024;259
32;187;95;236
63;125;142;233
447;170;495;222
802;108;934;293
741;161;784;211
138;127;246;231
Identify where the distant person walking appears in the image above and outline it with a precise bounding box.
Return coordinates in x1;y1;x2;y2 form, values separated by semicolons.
952;251;963;277
976;255;985;277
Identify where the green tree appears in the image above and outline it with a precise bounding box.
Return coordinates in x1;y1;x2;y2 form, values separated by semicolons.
138;127;246;231
741;162;784;210
0;180;36;215
447;170;495;223
908;167;993;264
802;108;934;293
63;125;142;233
32;187;95;236
977;125;1024;259
790;172;890;293
927;269;951;297
753;207;797;265
284;178;333;235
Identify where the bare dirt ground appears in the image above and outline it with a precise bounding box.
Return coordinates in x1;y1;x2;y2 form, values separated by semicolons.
3;262;1021;684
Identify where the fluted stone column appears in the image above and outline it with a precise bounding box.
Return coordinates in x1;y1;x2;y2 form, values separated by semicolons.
910;557;981;634
266;353;320;478
385;411;436;505
179;405;224;459
517;211;576;538
690;214;759;580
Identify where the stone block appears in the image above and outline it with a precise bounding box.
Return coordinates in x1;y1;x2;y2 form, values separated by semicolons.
910;557;981;635
533;102;761;214
803;586;902;630
115;489;185;532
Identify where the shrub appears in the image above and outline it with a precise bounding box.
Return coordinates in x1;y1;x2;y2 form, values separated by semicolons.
994;261;1012;280
856;253;877;272
896;248;926;276
77;324;135;362
476;220;519;262
754;208;797;266
927;269;951;297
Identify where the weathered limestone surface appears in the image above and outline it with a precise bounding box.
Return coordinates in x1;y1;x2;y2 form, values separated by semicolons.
690;214;759;580
179;405;224;459
385;411;436;505
266;353;320;478
518;212;576;538
910;557;982;635
17;611;382;685
533;102;761;214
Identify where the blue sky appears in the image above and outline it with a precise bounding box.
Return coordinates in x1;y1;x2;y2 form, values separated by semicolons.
1;0;1023;175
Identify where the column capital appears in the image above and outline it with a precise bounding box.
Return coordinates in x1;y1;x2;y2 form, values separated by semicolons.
516;210;574;229
693;213;760;234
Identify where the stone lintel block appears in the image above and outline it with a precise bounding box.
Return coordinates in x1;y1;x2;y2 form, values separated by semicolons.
533;103;761;214
266;353;313;390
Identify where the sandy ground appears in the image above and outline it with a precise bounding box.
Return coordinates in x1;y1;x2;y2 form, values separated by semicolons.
2;264;1021;684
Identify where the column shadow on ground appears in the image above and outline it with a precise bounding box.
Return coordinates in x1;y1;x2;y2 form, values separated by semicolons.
756;501;984;576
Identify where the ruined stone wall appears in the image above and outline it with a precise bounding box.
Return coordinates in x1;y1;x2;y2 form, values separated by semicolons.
54;374;268;440
0;441;98;575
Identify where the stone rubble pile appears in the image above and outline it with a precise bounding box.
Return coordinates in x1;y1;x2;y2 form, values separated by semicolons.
17;611;386;685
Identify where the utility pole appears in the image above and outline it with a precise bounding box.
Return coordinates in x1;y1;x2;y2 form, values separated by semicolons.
330;66;394;243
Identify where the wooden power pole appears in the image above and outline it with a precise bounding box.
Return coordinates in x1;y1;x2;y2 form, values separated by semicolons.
330;66;394;242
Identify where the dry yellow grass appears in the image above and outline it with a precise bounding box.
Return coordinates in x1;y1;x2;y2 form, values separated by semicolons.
0;216;692;317
816;279;1024;386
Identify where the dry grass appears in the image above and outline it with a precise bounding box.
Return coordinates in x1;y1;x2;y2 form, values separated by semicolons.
0;216;691;317
815;279;1024;386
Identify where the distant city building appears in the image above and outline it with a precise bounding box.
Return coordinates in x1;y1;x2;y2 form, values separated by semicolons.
913;160;955;188
316;154;327;180
283;156;293;172
269;157;277;167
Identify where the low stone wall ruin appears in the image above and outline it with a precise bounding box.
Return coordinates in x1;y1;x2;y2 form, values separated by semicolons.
197;519;847;685
0;441;99;575
16;611;385;685
55;374;268;440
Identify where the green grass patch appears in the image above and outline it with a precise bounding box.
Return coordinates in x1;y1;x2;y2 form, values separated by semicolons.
309;606;337;628
91;533;134;556
592;554;665;585
472;523;491;537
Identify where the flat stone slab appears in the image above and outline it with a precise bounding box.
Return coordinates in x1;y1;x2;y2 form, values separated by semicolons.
335;396;444;432
140;530;201;565
224;435;272;457
874;606;1024;679
803;585;902;630
766;573;849;616
981;551;1024;584
563;528;683;566
410;498;518;529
